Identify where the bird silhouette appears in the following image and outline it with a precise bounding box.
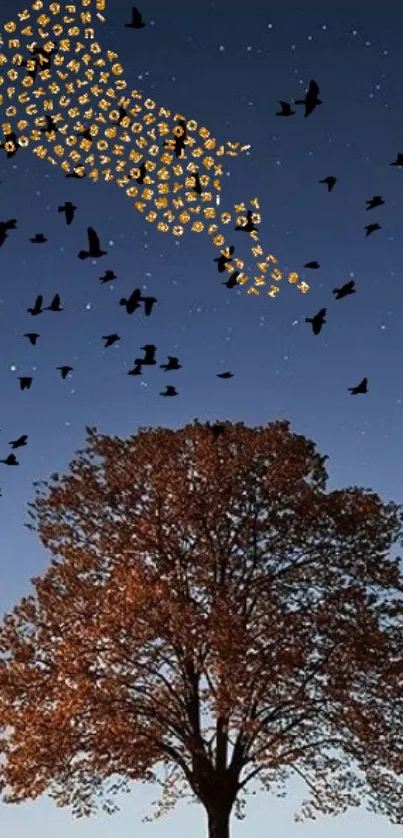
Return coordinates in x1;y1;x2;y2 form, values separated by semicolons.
390;153;403;167
102;334;120;348
304;261;320;269
78;226;108;259
235;210;258;232
305;307;326;335
319;176;337;192
27;295;44;316
127;361;143;376
365;223;381;237
276;101;295;116
209;423;226;440
40;114;59;134
120;288;142;314
192;171;203;194
333;280;356;300
141;295;158;316
135;344;156;365
58;201;77;225
0;453;18;466
217;372;234;379
57;366;73;379
116;105;131;125
348;377;368;395
0;218;17;247
18;377;32;391
24;332;40;345
100;269;117;284
160;356;182;371
295;79;322;117
214;245;235;273
65;167;86;178
160;385;178;397
45;294;63;312
0;131;19;158
9;435;27;449
79;126;94;142
134;161;148;183
223;271;241;289
30;233;47;243
125;6;146;28
366;195;384;210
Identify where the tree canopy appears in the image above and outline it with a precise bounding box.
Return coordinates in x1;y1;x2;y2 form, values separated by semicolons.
0;418;402;838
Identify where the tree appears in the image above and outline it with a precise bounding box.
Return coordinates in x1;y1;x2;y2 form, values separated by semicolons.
0;419;403;838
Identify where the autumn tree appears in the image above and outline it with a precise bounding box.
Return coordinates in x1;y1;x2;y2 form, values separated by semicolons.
0;419;403;838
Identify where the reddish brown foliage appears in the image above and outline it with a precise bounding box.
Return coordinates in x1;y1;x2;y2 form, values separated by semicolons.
0;419;402;837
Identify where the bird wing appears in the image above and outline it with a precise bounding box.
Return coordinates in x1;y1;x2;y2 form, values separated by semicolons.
318;308;327;317
128;288;141;305
35;295;43;308
346;280;355;290
278;101;289;108
52;294;60;306
132;7;142;23
309;79;320;96
88;226;100;250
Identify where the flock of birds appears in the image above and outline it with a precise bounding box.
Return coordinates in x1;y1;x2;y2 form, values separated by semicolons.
0;7;400;488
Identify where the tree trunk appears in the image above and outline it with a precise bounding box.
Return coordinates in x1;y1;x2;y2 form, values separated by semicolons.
206;804;231;838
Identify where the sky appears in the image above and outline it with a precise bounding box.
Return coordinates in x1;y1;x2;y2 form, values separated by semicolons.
0;0;403;835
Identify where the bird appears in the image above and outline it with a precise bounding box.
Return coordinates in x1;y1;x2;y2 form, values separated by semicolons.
160;386;178;397
0;131;19;158
24;332;40;345
120;288;142;314
192;171;203;195
27;295;44;316
9;435;27;449
305;307;326;335
365;223;381;237
214;245;235;273
125;7;146;28
65;167;86;178
217;372;234;379
348;377;368;395
235;210;258;232
135;344;156;365
116;105;131;125
319;176;337;192
30;233;47;243
78;226;108;259
57;366;73;379
40;114;59;134
160;356;182;371
390;153;403;167
18;377;33;391
99;269;117;284
276;101;295;116
333;280;356;300
304;261;320;269
79;126;94;142
223;271;241;289
44;294;63;312
134;161;147;183
140;295;158;316
0;218;17;247
209;423;226;440
58;201;77;225
295;79;322;117
102;334;120;348
366;196;384;210
0;453;18;465
127;361;143;376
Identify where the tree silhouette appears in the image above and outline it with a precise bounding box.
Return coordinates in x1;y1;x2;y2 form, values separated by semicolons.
1;419;403;838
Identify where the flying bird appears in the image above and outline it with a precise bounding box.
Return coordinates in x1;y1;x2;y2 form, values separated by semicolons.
102;334;120;348
319;176;337;192
57;366;73;379
100;269;117;283
58;201;77;225
24;332;40;345
127;361;143;376
305;307;327;335
390;153;403;167
192;171;203;195
27;295;44;316
30;233;47;243
120;288;142;314
304;261;320;269
214;245;235;273
0;454;18;466
217;372;234;379
44;294;63;312
333;280;356;300
348;377;368;395
366;196;384;210
140;295;158;316
235;210;258;232
79;126;94;142
276;101;295;116
0;218;17;247
135;344;157;365
134;161;147;183
9;435;27;449
160;356;182;371
116;105;131;125
125;7;146;28
365;223;381;237
295;79;322;117
223;271;241;289
18;377;33;391
40;114;59;134
160;386;178;397
78;226;108;259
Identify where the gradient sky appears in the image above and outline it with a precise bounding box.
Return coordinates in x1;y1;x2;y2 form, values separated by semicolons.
1;0;402;835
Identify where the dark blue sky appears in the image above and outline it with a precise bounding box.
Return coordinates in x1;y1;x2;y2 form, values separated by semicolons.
1;1;402;836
